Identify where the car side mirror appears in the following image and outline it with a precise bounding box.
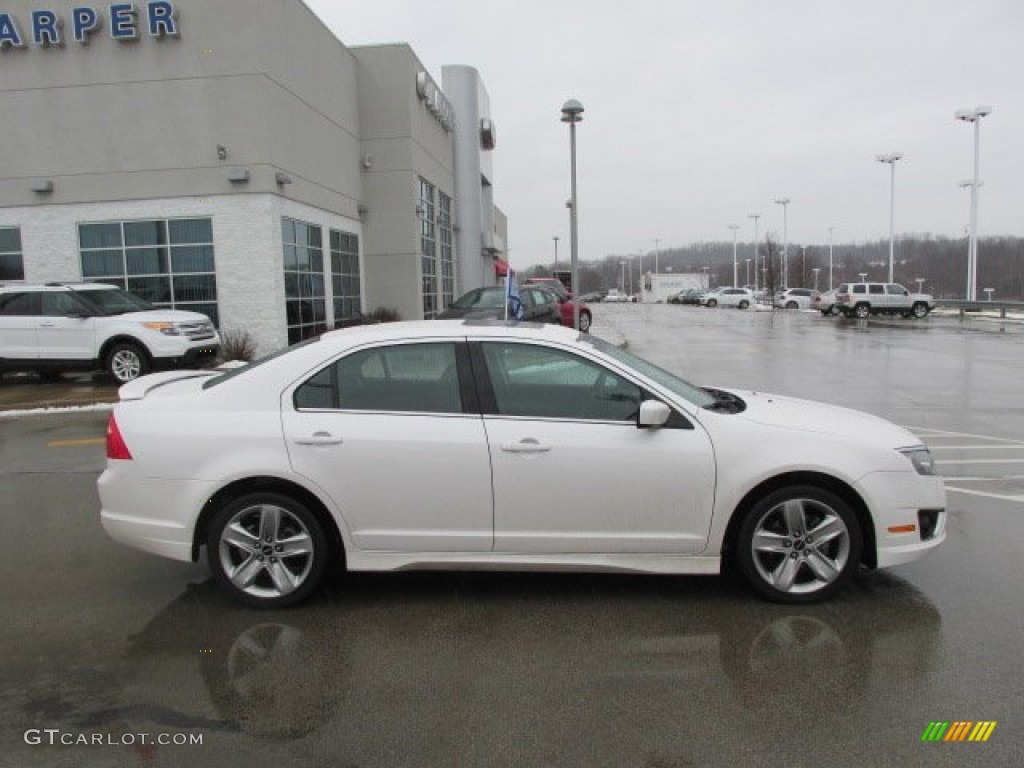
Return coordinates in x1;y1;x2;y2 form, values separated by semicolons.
638;400;671;428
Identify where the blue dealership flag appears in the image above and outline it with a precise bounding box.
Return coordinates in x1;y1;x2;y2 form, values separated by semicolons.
505;270;525;320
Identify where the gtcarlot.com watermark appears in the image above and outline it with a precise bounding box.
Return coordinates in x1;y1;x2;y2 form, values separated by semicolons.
24;729;203;747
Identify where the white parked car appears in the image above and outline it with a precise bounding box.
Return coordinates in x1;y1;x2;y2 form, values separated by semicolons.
0;282;219;383
774;288;820;310
603;289;628;303
99;321;945;608
700;287;754;309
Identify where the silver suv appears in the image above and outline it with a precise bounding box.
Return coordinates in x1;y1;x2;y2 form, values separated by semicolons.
0;283;220;383
835;282;933;319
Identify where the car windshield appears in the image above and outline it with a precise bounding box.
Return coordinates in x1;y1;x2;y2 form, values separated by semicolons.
584;336;716;408
450;288;504;309
74;286;155;315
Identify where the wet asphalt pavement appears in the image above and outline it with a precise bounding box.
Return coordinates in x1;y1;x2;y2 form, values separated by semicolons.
1;304;1022;767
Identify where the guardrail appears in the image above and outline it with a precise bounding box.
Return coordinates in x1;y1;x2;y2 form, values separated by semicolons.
935;300;1024;319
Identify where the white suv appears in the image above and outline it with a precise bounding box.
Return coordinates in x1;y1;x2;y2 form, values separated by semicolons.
835;283;934;319
0;283;220;383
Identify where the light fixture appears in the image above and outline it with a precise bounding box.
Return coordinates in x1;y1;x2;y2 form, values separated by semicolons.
274;171;293;185
217;145;228;160
875;152;903;283
30;179;54;194
225;167;250;183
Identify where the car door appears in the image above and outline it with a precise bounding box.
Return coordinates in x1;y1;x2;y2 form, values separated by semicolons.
473;339;716;555
36;291;96;361
281;339;494;552
0;291;42;361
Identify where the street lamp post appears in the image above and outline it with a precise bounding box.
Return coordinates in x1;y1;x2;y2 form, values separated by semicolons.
812;267;820;291
727;224;740;287
955;106;992;302
828;226;834;289
876;152;903;283
620;261;627;293
552;235;560;269
748;213;761;293
745;258;751;286
561;99;584;329
774;198;790;287
653;238;661;276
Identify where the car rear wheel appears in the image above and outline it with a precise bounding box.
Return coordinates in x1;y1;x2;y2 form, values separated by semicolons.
208;492;329;608
785;301;798;310
106;342;149;384
707;299;718;308
736;485;862;604
738;300;750;310
911;302;929;318
854;303;871;319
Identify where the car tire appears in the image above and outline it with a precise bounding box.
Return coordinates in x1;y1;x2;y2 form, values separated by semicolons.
735;485;862;604
208;492;330;609
854;304;871;319
911;302;929;319
738;300;750;310
785;301;798;310
707;299;718;308
106;341;150;384
578;311;592;333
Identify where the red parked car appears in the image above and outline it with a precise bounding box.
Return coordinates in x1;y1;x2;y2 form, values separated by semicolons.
525;279;592;332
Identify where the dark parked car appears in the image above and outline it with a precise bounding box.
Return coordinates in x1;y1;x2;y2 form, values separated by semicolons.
669;289;703;305
438;286;561;324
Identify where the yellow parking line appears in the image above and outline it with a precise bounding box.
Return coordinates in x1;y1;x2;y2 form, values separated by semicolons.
48;438;106;448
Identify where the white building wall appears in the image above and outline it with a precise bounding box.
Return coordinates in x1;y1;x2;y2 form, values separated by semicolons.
5;195;362;356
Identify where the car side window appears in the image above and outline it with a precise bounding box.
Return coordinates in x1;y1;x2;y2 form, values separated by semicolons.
869;284;884;294
481;342;642;422
852;285;865;294
0;292;38;316
40;292;82;317
886;284;906;295
294;342;462;414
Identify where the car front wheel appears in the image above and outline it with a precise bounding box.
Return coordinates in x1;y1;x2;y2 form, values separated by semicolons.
911;302;930;318
208;492;330;608
736;485;862;603
707;299;718;308
738;300;750;310
106;342;149;384
854;304;871;319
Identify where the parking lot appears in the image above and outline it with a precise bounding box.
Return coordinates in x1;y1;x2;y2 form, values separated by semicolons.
2;304;1022;767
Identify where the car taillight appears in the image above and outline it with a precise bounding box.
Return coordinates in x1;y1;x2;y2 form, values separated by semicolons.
106;413;133;461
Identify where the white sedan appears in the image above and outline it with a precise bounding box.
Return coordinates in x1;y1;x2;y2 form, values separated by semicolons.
99;321;945;608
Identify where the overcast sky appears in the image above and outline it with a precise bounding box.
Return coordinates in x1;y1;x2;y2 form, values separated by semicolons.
306;0;1023;268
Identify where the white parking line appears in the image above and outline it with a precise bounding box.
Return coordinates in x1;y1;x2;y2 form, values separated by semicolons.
929;445;1024;451
935;458;1024;465
945;486;1024;503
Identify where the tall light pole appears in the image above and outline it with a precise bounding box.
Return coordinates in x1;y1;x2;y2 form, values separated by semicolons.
745;258;751;286
561;99;584;328
748;213;761;292
727;224;740;286
552;235;560;269
812;267;820;291
828;226;835;289
620;260;627;293
774;198;790;287
875;152;903;283
653;238;661;275
955;105;992;302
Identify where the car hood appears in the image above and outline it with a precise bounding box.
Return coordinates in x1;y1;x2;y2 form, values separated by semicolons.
719;389;922;449
116;309;214;323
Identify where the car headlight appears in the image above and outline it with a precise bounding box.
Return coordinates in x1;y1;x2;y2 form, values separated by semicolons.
141;321;182;336
899;447;936;476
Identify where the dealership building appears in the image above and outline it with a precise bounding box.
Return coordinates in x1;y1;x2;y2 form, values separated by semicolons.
0;0;507;352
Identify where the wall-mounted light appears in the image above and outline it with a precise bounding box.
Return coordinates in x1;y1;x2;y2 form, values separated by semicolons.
361;155;373;169
217;145;228;160
30;179;54;194
225;167;250;183
275;172;293;185
357;204;369;217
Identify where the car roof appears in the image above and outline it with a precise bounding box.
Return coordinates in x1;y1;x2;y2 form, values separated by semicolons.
319;319;578;347
0;282;116;292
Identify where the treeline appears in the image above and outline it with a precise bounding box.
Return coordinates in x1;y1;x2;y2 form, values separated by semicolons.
525;235;1024;300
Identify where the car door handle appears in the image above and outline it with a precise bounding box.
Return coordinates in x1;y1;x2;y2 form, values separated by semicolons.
294;432;344;446
39;321;56;327
501;439;551;454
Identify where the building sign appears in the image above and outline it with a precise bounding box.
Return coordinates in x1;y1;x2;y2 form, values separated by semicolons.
0;2;178;49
